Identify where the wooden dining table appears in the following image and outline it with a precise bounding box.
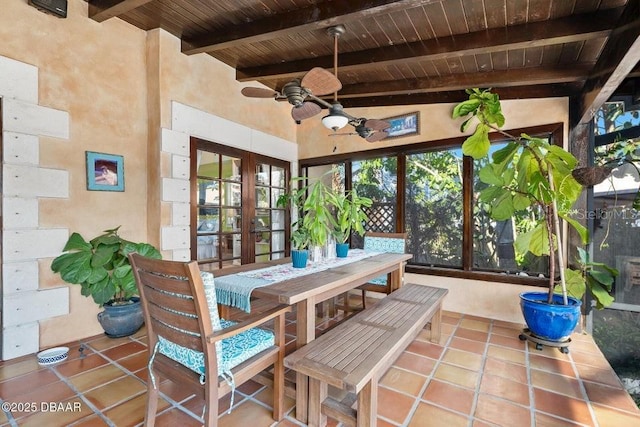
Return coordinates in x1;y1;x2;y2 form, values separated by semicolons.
212;251;413;423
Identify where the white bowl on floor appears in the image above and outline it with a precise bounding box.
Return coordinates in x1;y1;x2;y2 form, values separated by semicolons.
37;346;69;366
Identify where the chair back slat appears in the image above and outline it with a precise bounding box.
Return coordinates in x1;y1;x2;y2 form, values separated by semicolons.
144;285;199;317
137;269;194;295
364;231;407;254
153;319;204;350
145;300;201;337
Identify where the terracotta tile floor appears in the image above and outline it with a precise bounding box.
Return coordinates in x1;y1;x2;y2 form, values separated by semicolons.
1;297;640;426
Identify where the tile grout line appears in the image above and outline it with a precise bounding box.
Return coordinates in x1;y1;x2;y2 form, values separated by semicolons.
567;341;601;427
396;314;462;426
466;316;495;427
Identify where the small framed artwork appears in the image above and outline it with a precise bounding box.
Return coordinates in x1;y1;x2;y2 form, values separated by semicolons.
86;151;124;192
384;111;420;139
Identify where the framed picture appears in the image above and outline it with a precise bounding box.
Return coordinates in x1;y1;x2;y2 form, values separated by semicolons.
384;111;420;139
86;151;124;192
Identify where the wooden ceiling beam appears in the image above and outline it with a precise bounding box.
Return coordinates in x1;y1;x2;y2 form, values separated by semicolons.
333;67;590;99
578;0;640;125
88;0;154;22
236;8;621;82
182;0;443;55
338;83;581;108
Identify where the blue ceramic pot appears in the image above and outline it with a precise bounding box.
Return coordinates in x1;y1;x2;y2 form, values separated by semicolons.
336;243;349;258
97;297;144;338
519;292;582;342
292;249;308;268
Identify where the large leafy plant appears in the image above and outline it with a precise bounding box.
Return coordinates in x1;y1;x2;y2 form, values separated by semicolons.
327;188;372;243
51;226;161;306
452;88;614;308
277;175;336;249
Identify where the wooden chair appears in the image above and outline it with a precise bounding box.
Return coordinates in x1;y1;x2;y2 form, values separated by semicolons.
358;231;408;308
129;253;290;426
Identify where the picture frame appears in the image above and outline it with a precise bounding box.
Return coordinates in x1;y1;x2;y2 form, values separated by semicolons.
86;151;124;192
384;111;420;139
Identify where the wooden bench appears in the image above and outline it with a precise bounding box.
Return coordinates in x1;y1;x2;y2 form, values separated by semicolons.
284;283;448;427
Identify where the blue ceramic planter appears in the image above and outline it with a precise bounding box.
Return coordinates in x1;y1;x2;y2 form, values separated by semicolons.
97;297;144;338
336;243;349;258
292;249;308;268
519;292;582;342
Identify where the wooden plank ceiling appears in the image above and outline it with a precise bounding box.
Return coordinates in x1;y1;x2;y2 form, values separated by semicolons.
86;0;640;124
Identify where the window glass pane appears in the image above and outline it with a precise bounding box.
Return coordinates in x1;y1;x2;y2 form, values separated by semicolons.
473;142;548;275
406;150;462;266
350;157;397;239
197;151;219;178
221;182;241;207
272;166;285;188
221;156;241;181
197;180;219;206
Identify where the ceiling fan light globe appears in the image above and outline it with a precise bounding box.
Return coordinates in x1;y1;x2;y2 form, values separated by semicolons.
322;113;349;131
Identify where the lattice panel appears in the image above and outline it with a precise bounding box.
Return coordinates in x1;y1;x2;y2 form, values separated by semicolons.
352;202;396;248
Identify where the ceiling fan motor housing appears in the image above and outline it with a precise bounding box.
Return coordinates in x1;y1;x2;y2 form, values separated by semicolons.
282;80;305;106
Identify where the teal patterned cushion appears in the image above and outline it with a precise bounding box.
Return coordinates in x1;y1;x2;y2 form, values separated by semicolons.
364;235;405;286
157;319;274;380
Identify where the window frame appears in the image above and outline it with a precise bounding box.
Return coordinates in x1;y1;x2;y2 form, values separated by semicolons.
300;123;564;287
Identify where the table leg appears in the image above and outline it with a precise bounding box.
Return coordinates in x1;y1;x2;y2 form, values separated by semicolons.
295;298;315;423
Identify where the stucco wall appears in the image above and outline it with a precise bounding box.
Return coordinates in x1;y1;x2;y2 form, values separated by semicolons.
297;98;569;159
0;0;297;358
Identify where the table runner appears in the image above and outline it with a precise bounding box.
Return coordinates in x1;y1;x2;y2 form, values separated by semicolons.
214;249;379;312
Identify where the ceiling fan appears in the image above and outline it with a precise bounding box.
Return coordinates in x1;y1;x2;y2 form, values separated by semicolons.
241;25;390;143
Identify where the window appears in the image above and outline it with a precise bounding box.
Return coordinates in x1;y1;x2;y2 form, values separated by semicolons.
300;123;562;285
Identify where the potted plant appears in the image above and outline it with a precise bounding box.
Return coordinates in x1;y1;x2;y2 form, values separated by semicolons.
51;226;161;337
327;188;372;257
452;88;615;348
277;175;335;267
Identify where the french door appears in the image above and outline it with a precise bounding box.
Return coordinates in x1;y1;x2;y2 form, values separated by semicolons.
191;137;290;269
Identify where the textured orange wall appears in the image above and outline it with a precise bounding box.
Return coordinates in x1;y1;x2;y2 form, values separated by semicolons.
296;99;569;159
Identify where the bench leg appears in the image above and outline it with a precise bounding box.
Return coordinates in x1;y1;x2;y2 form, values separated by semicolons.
357;378;378;427
430;304;442;343
308;378;328;427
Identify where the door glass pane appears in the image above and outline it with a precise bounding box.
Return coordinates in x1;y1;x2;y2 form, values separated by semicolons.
255;187;269;208
221;156;241;180
221;233;241;259
256;231;270;255
272;210;285;231
197;152;219;178
197;209;219;232
406;150;462;267
255;209;270;230
197;235;218;261
272;166;285;188
198;180;219;206
271;188;283;207
272;231;285;252
222;182;241;207
221;208;241;232
256;163;269;185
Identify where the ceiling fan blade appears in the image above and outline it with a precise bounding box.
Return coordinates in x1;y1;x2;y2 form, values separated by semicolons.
301;67;342;96
366;130;389;143
365;119;390;131
291;102;321;121
241;87;279;98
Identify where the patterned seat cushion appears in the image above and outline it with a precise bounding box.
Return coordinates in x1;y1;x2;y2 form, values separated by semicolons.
364;235;405;286
155;271;274;381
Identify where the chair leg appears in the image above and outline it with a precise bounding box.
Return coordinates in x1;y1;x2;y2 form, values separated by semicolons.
145;378;159;426
273;314;286;421
204;388;217;426
361;290;367;309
